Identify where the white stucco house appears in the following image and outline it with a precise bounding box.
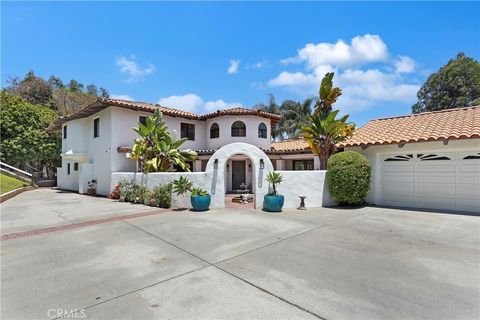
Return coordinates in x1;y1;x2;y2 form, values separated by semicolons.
50;98;317;198
51;98;479;213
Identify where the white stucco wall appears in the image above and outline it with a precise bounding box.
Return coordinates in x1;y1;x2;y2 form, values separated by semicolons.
276;170;336;208
345;139;480;205
111;143;333;210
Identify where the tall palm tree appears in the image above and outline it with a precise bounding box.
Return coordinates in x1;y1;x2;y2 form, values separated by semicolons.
301;73;355;169
279;98;313;139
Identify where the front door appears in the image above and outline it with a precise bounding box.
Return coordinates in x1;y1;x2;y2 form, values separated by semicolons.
231;161;246;191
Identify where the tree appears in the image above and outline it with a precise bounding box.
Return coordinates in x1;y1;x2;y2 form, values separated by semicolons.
412;52;480;113
301;73;355;170
279;98;312;138
0;91;60;175
130;109;197;173
6;71;53;106
86;84;98;96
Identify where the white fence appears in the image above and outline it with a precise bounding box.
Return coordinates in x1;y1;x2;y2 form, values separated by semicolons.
112;170;336;210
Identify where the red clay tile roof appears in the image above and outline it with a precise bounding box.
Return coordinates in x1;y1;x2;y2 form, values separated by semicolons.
200;107;282;122
271;139;309;152
49;98;281;130
340;106;480;147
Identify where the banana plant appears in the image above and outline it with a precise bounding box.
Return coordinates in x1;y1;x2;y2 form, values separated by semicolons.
131;109;197;173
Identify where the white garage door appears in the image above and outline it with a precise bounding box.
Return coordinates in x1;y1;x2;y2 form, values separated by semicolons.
380;151;480;213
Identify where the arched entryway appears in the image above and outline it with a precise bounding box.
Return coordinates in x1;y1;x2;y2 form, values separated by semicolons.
204;142;274;209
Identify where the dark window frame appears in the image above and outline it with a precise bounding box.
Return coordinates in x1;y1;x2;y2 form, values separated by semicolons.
67;163;71;175
258;123;267;139
210;123;220;139
63;125;67;139
231;121;246;137
181;122;195;140
293;159;314;171
74;163;79;171
139;116;147;126
93;117;100;138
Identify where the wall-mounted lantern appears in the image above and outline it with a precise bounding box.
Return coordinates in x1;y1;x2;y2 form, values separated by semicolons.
214;159;218;169
260;159;265;169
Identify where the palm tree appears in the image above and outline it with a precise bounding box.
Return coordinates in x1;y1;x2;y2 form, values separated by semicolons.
279;98;313;138
301;73;355;169
131;109;197;173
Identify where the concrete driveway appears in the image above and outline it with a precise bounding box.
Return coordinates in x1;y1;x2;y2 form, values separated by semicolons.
1;189;479;320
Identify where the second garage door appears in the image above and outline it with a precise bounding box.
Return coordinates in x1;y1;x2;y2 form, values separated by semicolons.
380;151;480;213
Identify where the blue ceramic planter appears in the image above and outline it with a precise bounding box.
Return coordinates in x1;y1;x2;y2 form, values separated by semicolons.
191;195;211;211
263;195;284;212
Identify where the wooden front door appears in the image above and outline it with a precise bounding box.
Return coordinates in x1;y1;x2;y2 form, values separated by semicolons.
231;161;246;191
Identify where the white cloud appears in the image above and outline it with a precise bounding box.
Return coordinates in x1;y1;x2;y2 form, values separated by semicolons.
394;55;416;73
282;34;388;68
158;93;204;113
116;55;155;82
267;34;420;114
110;94;134;101
227;59;240;74
247;61;269;70
158;93;242;113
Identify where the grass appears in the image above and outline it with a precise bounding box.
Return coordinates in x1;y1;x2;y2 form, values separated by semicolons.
1;173;27;194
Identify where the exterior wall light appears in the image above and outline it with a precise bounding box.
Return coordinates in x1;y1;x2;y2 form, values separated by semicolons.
260;159;264;169
214;159;218;169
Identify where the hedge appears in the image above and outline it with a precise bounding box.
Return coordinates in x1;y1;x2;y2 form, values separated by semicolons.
327;151;371;205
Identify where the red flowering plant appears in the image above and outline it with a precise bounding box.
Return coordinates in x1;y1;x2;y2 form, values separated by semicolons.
109;184;121;199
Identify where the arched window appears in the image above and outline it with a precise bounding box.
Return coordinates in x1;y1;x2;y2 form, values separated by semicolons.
258;123;267;138
231;121;246;137
210;123;219;138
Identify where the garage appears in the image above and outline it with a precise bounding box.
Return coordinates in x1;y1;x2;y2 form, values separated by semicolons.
341;106;480;213
380;151;480;212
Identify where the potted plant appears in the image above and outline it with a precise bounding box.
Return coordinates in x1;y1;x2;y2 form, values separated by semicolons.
263;171;284;212
173;176;211;211
87;179;97;195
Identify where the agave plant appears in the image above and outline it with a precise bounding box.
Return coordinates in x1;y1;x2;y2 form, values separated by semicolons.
131;109;197;173
265;171;284;196
172;176;193;196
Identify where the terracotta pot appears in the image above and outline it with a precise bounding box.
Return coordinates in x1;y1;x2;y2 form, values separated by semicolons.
87;188;96;195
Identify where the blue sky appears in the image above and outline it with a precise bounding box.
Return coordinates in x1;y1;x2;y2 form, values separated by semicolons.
2;1;479;125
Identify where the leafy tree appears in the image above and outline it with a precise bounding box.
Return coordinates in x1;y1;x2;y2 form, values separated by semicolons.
68;79;84;93
130;109;197;173
302;73;355;170
98;87;110;98
412;52;480;113
47;76;64;91
0;91;60;175
86;84;98;96
6;71;53;106
279;98;312;138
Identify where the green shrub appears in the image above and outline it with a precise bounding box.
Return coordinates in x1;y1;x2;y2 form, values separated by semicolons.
327;151;371;205
150;183;172;208
118;179;147;203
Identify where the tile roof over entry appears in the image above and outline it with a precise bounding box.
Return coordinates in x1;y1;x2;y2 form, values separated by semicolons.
271;139;309;152
341;106;480;147
49;98;281;130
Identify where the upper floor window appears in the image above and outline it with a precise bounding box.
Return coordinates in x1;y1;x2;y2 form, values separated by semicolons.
181;123;195;140
74;163;79;171
210;123;219;138
139;116;147;126
258;123;267;139
231;121;246;137
67;163;71;175
63;125;67;139
93;118;100;138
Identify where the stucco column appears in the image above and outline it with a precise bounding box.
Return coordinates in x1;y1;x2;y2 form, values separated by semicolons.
314;156;321;170
194;160;202;172
276;159;285;170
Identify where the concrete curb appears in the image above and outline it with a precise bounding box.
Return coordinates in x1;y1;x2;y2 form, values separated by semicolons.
0;186;35;203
